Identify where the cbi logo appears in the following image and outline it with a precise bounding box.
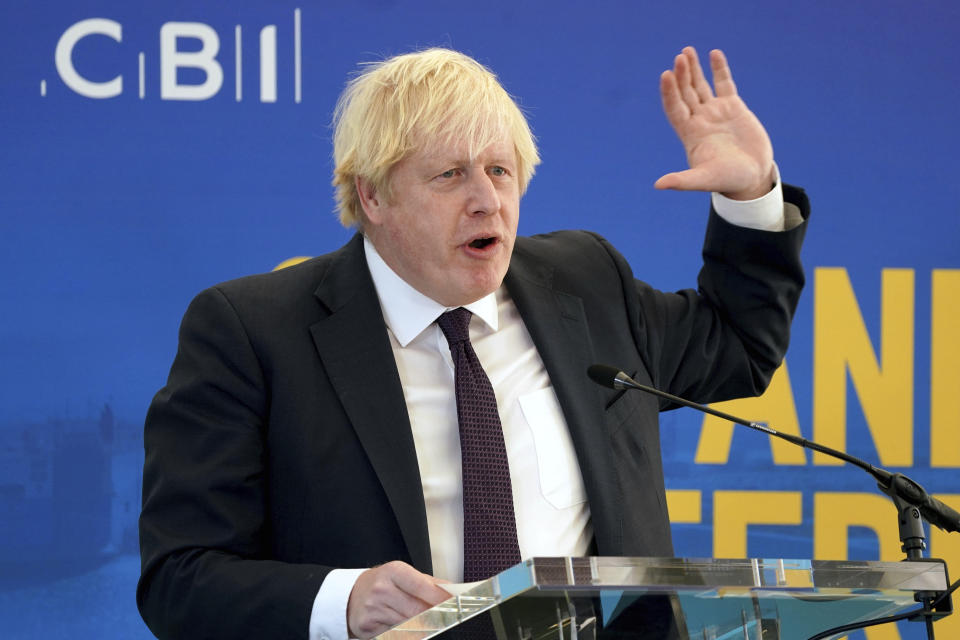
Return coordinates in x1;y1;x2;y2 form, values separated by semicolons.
43;9;302;102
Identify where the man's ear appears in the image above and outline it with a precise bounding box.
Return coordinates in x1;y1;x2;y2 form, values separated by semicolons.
355;176;384;225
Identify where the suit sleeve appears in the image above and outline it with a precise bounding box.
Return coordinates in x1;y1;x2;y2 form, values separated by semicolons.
600;183;809;406
137;286;328;640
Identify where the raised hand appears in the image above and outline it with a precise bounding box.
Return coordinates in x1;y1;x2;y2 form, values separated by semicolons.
655;47;775;201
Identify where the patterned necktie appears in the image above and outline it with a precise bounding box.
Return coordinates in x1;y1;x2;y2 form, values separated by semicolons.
436;307;521;582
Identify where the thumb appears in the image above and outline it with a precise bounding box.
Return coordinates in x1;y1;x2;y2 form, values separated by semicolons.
654;166;713;192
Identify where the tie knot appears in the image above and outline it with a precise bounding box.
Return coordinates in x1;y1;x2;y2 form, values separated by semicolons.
437;307;473;345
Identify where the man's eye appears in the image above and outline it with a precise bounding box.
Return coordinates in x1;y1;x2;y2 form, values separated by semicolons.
439;169;457;179
490;166;506;177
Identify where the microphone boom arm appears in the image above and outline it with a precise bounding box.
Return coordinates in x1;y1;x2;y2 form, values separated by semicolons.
588;364;960;536
587;364;957;638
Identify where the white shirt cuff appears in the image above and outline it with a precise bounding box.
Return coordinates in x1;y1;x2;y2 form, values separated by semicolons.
711;164;786;231
309;568;367;640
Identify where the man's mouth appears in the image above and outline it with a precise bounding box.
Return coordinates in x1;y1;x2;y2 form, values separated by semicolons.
468;237;496;249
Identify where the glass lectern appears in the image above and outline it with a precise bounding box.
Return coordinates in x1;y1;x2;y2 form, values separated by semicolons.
376;557;949;640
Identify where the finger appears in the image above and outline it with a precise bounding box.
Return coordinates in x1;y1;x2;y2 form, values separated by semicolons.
365;582;446;636
355;608;402;640
353;619;390;640
673;53;701;111
710;49;738;98
349;595;410;640
683;46;713;103
380;590;437;623
389;564;451;606
659;70;690;128
354;600;423;640
654;166;714;192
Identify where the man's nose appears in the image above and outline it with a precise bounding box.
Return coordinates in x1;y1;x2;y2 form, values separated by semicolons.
467;170;501;216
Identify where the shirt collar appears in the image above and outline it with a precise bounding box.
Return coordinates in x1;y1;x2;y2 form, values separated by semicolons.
363;236;499;347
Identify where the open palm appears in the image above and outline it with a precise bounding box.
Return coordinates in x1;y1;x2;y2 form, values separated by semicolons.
655;47;774;201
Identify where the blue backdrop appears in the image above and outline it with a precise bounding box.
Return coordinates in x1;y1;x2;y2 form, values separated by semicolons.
2;2;958;638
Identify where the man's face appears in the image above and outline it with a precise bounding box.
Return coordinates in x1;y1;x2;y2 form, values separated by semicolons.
360;135;520;307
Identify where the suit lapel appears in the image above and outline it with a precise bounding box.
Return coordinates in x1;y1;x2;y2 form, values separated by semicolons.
308;235;433;574
505;243;624;556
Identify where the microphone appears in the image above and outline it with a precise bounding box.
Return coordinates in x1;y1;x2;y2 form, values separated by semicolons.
587;364;779;436
587;364;960;535
587;364;640;391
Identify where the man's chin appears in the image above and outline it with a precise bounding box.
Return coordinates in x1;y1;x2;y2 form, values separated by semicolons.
440;272;506;307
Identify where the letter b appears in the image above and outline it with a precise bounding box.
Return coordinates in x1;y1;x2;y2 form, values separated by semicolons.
160;22;223;101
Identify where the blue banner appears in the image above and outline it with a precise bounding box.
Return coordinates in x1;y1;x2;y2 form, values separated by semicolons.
2;2;958;638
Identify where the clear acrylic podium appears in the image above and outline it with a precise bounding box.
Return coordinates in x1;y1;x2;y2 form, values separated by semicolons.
376;557;949;640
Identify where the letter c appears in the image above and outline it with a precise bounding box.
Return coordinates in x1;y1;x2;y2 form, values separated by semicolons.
55;18;123;99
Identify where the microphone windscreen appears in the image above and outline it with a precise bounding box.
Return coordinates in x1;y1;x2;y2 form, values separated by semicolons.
587;364;621;389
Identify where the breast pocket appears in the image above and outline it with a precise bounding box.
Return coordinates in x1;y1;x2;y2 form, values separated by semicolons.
603;390;647;435
518;387;588;509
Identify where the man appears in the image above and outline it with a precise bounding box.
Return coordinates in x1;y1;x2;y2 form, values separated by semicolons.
138;47;807;640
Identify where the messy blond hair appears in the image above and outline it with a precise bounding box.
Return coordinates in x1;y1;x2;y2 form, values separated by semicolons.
332;48;540;228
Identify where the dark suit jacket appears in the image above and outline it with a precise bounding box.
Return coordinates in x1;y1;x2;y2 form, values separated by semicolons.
138;187;808;639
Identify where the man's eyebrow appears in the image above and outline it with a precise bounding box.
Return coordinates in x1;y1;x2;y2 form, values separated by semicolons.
421;153;467;166
421;151;516;168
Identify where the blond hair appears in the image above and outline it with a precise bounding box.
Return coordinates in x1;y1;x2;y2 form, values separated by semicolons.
332;48;540;228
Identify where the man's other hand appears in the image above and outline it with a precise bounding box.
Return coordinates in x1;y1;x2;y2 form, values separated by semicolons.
347;561;450;639
655;47;775;201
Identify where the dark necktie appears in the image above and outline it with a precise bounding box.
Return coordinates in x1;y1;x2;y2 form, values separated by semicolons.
436;307;521;582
